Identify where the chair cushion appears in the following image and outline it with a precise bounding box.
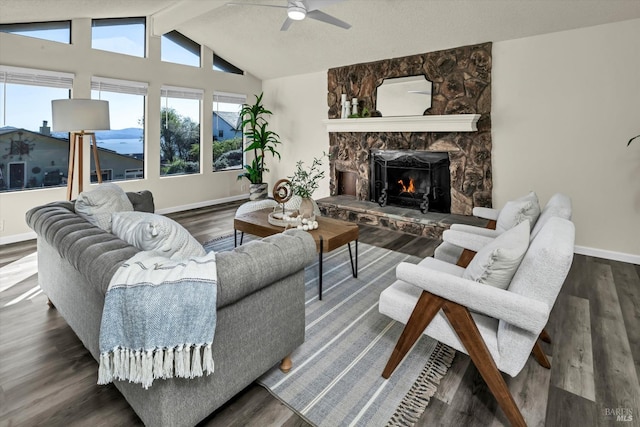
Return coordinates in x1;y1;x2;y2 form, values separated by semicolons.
111;211;206;260
496;191;540;233
462;221;530;290
74;183;134;231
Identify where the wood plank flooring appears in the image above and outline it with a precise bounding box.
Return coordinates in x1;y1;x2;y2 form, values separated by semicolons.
1;201;638;426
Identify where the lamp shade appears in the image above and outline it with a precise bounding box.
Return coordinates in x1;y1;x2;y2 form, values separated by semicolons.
51;99;110;132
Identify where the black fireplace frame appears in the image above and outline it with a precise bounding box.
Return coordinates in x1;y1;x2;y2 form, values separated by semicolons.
369;149;451;213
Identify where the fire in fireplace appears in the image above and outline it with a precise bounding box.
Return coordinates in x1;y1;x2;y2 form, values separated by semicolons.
370;149;451;213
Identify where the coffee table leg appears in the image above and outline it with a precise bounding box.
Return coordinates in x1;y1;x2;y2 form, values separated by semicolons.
348;240;358;278
319;237;324;300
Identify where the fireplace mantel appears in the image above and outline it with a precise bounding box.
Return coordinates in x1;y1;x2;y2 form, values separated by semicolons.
322;114;480;133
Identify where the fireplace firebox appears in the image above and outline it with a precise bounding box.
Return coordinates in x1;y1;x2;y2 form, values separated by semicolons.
370;149;451;213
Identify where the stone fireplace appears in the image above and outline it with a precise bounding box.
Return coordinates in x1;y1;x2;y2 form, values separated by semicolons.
325;42;493;217
369;149;451;213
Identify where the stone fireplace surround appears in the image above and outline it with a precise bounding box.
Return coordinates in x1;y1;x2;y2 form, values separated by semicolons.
317;42;493;238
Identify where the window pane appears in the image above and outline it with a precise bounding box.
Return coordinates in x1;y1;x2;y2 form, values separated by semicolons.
160;97;200;176
92;18;145;58
0;21;70;44
91;90;145;182
162;31;200;67
213;99;243;171
213;55;243;75
0;84;70;192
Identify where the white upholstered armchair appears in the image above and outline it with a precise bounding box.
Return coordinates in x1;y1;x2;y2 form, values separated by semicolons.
379;216;575;426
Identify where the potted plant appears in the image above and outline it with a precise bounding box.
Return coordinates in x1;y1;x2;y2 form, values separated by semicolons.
237;92;281;199
288;153;327;218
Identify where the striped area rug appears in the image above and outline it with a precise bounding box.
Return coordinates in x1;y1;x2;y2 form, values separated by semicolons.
205;234;455;427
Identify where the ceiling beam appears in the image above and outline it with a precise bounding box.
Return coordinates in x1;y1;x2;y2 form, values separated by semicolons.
150;0;227;37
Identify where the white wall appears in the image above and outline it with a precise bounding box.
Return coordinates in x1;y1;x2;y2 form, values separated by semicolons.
492;19;640;259
0;18;261;243
262;71;330;199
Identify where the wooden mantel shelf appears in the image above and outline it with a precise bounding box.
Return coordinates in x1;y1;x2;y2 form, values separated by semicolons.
322;114;481;133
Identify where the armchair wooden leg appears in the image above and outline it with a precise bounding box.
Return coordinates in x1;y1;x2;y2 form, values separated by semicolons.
280;355;293;373
456;248;477;268
46;298;55;309
539;328;551;343
382;291;445;379
531;341;551;369
442;302;526;427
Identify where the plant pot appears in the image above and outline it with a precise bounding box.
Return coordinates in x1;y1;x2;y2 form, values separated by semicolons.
298;197;316;219
249;183;269;200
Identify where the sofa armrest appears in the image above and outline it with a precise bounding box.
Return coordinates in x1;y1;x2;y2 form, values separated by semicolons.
472;206;500;221
215;229;316;308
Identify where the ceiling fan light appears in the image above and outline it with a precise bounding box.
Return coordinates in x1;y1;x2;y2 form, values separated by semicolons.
287;6;306;20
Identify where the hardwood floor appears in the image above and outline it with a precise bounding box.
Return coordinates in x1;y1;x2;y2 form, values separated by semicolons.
1;201;638;426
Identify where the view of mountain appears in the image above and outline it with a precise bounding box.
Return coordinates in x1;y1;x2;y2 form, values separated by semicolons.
50;127;143;140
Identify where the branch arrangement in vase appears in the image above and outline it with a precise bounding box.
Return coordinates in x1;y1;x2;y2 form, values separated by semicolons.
288;153;327;199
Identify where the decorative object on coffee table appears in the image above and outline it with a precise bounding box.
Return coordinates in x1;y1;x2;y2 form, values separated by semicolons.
237;92;281;200
288;153;327;219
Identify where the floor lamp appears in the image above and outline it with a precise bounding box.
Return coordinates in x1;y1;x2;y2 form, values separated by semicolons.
51;99;110;200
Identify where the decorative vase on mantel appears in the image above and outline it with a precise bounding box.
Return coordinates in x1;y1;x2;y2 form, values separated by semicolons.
298;197;316;220
249;183;268;200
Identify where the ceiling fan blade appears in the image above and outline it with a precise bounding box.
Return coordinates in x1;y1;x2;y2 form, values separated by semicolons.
280;17;294;31
302;0;346;12
226;2;287;9
306;9;351;29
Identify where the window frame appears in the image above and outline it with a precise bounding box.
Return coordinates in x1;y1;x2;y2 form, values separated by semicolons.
0;20;71;44
91;17;146;58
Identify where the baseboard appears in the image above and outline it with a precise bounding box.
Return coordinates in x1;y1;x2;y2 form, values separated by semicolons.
0;231;37;246
574;245;640;265
155;194;249;215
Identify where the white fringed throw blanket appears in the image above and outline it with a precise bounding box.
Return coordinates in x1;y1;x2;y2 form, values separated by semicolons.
97;251;217;389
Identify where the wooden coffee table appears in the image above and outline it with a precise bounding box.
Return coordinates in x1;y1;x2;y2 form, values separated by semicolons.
234;208;359;300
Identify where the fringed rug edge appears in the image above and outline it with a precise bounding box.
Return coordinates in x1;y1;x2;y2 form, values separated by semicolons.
386;343;457;426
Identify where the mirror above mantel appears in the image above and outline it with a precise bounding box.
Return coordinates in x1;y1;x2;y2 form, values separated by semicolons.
322;114;481;133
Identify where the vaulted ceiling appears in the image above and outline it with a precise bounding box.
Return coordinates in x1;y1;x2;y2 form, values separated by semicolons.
1;0;639;80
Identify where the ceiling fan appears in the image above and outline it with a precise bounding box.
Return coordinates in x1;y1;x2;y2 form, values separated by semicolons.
226;0;351;31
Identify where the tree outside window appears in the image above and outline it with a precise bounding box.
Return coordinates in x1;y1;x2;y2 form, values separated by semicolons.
212;92;245;172
160;89;201;176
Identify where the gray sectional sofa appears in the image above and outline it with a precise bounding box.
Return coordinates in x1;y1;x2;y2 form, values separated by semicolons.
25;191;317;426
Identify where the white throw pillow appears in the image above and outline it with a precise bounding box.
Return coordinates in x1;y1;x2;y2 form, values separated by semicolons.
111;211;206;260
75;183;134;231
496;192;540;233
462;221;530;290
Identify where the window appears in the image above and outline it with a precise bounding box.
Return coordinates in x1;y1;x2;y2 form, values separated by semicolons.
0;65;73;192
162;31;200;67
213;55;243;75
92;18;145;58
91;76;148;182
212;92;245;172
160;86;202;176
0;21;70;44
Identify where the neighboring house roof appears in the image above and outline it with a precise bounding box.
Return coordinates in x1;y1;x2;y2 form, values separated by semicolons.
0;127;142;161
213;111;241;130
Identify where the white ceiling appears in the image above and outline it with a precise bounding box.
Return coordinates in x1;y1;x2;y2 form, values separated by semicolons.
1;0;639;80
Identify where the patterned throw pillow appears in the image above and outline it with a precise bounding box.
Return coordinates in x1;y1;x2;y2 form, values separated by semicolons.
111;211;206;260
496;191;540;233
75;183;134;231
462;221;530;290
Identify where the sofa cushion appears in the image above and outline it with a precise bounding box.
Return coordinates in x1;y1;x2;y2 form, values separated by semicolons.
496;191;540;233
111;211;206;260
75;183;134;231
463;221;530;290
